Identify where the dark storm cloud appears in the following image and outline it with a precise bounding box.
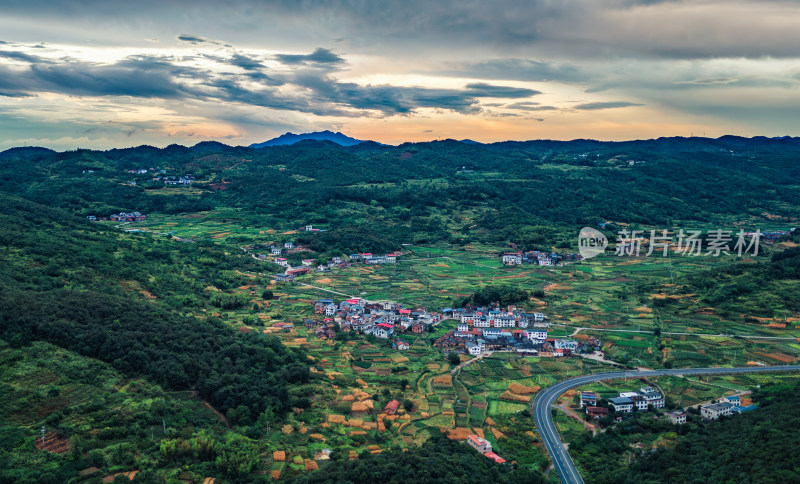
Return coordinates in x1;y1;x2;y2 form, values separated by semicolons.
505;102;559;111
442;59;588;83
0;49;539;118
464;83;541;98
574;101;644;110
0;50;51;63
229;53;265;71
3;1;800;60
275;48;345;67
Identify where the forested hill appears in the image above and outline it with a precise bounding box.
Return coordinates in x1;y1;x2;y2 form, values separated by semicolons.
568;381;800;484
627;381;800;483
0;193;310;420
1;135;798;252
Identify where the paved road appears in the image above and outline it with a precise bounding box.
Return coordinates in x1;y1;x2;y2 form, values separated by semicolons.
569;326;799;341
532;364;800;484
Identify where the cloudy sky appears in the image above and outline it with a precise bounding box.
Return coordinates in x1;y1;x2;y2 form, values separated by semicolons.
1;0;799;149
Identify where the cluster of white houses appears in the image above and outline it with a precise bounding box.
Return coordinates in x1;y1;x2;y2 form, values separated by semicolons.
433;306;600;357
87;211;147;222
347;252;400;264
312;298;439;340
501;250;582;266
153;175;195;185
256;243;402;281
580;386;666;416
582;389;755;424
700;395;756;420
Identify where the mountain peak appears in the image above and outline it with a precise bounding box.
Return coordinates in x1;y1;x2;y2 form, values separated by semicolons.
250;130;366;148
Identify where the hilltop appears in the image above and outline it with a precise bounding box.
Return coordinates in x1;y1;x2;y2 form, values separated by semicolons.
250;130;366;147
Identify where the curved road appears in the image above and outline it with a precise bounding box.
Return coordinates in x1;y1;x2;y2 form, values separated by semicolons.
532;364;800;484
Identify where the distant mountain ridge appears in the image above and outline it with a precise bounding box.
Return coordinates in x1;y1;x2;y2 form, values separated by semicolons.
250;130;366;148
0;146;56;161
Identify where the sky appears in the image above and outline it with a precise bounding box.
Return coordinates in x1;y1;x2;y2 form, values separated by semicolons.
1;0;799;150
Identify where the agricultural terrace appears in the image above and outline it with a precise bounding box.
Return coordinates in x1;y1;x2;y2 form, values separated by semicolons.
95;212;800;475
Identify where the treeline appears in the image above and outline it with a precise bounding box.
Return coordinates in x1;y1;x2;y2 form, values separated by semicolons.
289;433;545;484
461;285;531;307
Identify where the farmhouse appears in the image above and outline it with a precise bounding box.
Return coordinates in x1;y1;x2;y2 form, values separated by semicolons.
609;397;634;413
701;402;734;420
384;400;400;415
639;386;665;408
579;391;599;408
275;273;294;282
666;410;687;424
586;406;609;419
393;339;410;350
466;434;492;454
465;342;482;356
109;211;146;222
373;323;394;339
501;252;522;265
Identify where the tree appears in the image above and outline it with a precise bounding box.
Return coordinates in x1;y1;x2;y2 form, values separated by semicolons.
447;352;460;366
403;399;414;412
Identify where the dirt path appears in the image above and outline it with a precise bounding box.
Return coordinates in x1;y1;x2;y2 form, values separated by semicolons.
203;401;230;429
295;282;355;298
555;403;598;435
189;391;230;429
451;355;483;374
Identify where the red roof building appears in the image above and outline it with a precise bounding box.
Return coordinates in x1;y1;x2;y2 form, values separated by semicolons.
384;400;400;415
586;406;609;419
484;452;506;464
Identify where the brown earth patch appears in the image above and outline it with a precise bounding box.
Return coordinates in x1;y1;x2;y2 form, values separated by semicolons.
545;283;573;291
36;432;70;454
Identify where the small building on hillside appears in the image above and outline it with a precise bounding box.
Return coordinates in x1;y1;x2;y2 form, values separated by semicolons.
586;406;609;419
465;342;482;356
579;391;599;408
666;410;687;424
275;273;294;282
393;339;410;350
701;402;734;420
466;434;492;454
609;397;634;413
384;400;400;415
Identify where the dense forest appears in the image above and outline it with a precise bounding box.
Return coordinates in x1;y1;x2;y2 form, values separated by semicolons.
1;136;798;253
570;381;800;484
287;433;545;484
0;193;309;420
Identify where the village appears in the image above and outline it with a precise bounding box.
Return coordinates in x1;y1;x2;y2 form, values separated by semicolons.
501;249;582;266
301;298;440;344
577;385;757;427
299;296;604;361
433;306;601;358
